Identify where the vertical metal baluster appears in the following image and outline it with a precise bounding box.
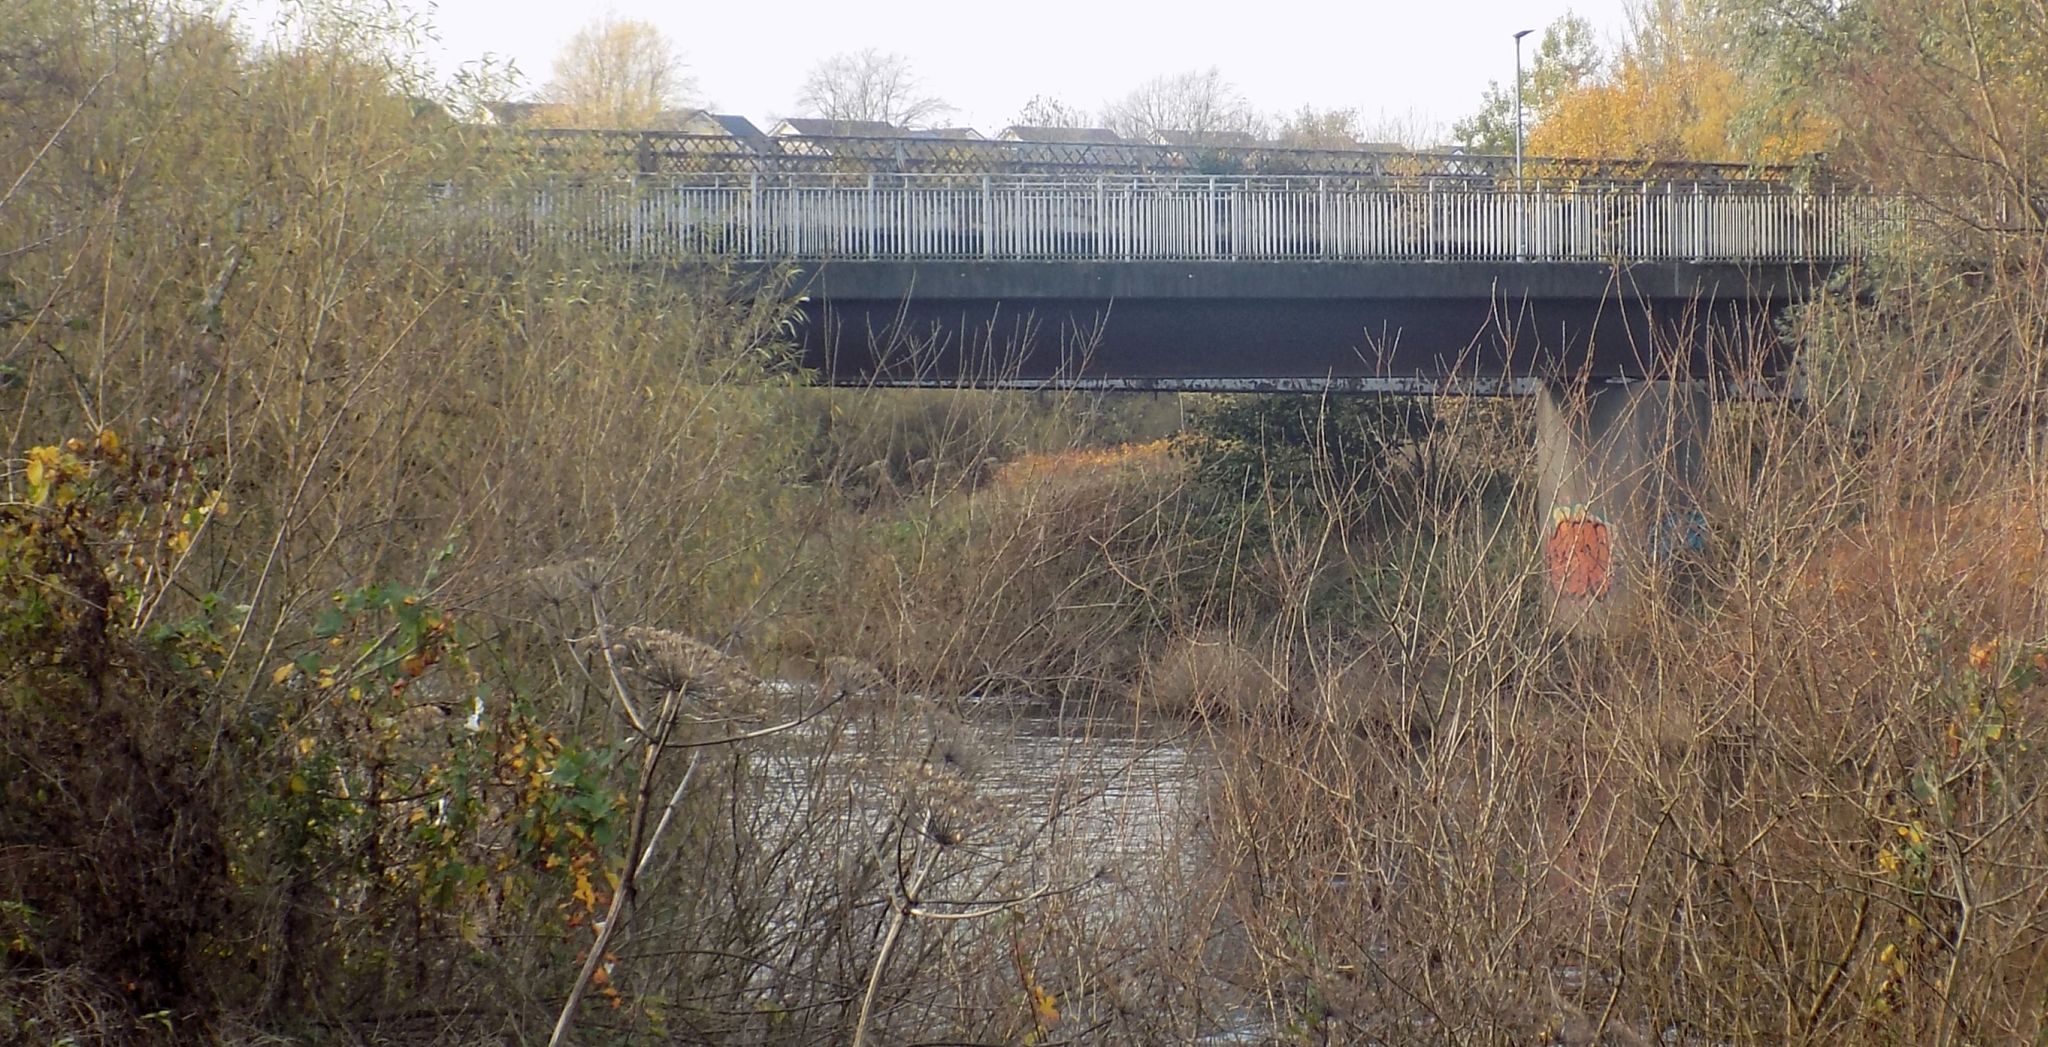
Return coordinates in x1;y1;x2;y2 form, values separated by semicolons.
1691;181;1704;263
1094;176;1105;260
1316;178;1328;260
747;175;759;260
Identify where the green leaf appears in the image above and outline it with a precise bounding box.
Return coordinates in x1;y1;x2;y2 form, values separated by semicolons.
313;607;347;638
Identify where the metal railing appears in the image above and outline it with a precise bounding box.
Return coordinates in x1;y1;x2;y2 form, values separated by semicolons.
466;174;1896;264
509;129;1830;186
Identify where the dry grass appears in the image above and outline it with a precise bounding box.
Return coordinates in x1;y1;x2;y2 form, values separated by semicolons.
992;437;1179;488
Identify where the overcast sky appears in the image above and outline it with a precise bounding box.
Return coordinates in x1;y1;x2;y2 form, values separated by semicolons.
255;0;1638;140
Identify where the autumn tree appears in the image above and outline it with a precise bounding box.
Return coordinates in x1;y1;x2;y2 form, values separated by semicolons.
1527;0;1831;163
542;15;693;128
1101;68;1264;142
1526;55;1749;160
1450;14;1601;153
1756;0;2043;203
1010;94;1092;129
1273;106;1364;149
795;49;951;129
1698;0;2044;190
1702;0;1852;150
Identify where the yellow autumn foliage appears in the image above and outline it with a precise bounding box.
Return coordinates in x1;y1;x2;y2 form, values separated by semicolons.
1532;52;1830;164
1526;0;1834;164
991;438;1178;488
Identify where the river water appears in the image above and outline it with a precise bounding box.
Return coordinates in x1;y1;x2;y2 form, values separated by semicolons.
752;693;1216;890
747;692;1278;1042
962;698;1211;869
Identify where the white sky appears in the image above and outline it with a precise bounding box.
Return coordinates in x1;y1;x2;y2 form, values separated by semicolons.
253;0;1639;141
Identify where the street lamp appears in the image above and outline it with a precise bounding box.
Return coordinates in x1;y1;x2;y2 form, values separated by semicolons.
1514;28;1535;260
1514;28;1535;186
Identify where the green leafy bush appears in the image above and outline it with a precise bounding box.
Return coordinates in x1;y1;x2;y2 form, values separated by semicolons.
1;433;633;1032
1173;393;1432;538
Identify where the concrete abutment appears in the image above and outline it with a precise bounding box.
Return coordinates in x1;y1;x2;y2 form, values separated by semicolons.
1535;380;1711;634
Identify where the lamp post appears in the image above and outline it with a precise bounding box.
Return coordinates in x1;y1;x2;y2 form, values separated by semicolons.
1514;28;1535;260
1513;28;1534;186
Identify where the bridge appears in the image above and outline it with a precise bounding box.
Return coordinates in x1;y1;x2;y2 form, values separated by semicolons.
511;128;1827;183
488;164;1884;393
477;134;1895;630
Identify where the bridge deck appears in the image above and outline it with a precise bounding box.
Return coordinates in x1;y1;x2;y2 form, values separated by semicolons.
469;175;1888;392
795;259;1807;392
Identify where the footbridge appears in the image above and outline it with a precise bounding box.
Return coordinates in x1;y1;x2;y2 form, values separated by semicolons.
492;166;1884;393
480;135;1895;630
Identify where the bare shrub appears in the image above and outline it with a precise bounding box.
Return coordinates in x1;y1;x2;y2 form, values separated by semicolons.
787;433;1195;698
1137;632;1275;720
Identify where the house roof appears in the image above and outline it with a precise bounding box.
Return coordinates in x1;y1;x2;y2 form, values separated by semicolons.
1152;129;1265;148
906;127;985;140
404;96;454;123
649;108;702;131
1273;135;1411;153
666;110;771;147
999;126;1125;144
771;118;904;137
482;100;570;126
708;113;767;140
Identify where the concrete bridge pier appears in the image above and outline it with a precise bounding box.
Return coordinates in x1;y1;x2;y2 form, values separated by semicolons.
1535;380;1711;634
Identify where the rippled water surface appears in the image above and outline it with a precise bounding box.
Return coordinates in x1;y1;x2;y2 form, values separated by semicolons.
737;691;1291;1041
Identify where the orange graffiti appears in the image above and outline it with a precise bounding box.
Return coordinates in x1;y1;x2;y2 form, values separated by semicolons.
1546;506;1613;599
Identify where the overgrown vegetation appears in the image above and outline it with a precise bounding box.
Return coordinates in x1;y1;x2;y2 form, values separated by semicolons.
6;0;2048;1043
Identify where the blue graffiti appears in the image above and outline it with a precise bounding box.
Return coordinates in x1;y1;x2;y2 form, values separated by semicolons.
1650;509;1708;562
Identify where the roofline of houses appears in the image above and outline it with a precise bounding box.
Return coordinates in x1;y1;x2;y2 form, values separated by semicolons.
479;102;1434;151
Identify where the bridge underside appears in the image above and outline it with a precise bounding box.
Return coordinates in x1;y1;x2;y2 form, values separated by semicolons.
790;261;1810;393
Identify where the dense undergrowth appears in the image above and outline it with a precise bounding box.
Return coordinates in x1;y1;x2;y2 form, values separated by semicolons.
6;0;2048;1043
0;3;1207;1039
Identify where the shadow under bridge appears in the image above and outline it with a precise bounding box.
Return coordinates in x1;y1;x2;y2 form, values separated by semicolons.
798;257;1816;394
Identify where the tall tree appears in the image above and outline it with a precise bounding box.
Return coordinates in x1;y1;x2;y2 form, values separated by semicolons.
1273;105;1364;149
1450;14;1601;153
1528;0;1832;162
1009;94;1092;129
795;49;951;128
542;15;693;129
1101;68;1264;142
1793;0;2044;202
